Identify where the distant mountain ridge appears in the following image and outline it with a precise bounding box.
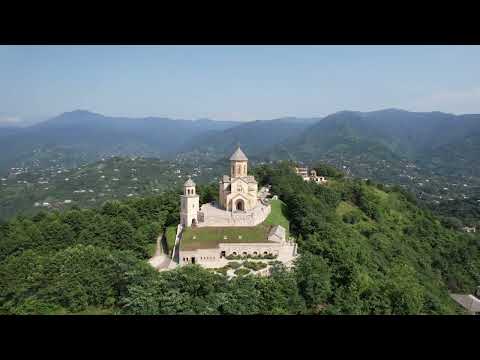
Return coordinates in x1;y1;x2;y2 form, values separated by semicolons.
178;117;321;157
1;109;480;184
0;110;241;171
0;110;322;172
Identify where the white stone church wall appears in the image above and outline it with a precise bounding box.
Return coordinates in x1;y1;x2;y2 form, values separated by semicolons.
180;248;219;265
219;242;281;256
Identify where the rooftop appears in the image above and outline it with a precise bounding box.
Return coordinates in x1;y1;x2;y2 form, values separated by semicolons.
184;176;195;187
450;294;480;313
180;224;275;251
268;225;286;242
229;147;248;161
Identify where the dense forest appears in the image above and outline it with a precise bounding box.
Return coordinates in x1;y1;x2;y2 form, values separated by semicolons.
0;162;479;314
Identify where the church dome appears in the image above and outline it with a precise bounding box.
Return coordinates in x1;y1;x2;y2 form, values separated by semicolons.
184;176;196;187
229;147;248;161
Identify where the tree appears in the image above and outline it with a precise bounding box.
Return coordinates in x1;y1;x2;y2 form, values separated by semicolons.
41;221;74;251
197;183;218;205
440;216;463;231
108;219;136;252
295;253;332;312
382;263;424;315
313;163;345;179
257;263;306;314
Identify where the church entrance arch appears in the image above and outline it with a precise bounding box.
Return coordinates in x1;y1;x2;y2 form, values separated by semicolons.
235;199;245;211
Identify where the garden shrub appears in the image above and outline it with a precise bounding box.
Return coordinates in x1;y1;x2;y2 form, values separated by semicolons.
243;261;268;271
234;268;251;276
228;261;242;269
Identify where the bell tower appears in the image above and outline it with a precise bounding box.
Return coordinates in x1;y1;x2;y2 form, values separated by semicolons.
180;176;199;227
229;146;248;178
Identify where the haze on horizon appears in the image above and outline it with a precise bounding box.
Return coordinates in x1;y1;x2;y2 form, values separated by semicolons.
1;45;480;124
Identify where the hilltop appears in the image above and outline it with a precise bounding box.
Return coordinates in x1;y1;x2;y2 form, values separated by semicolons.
0;161;478;315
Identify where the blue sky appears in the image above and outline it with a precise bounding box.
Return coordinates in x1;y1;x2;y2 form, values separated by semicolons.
1;45;480;123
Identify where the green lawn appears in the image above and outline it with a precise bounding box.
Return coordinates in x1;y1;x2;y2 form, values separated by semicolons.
180;199;290;251
264;199;290;235
165;226;177;255
181;225;274;251
336;201;356;217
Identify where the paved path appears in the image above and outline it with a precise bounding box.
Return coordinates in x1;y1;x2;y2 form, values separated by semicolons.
148;233;172;271
258;186;270;200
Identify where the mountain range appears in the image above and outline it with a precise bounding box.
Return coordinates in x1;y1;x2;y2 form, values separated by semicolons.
266;109;480;174
1;108;480;181
0;110;240;171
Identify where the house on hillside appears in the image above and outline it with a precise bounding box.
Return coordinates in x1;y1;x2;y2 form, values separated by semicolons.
462;226;476;233
295;167;327;184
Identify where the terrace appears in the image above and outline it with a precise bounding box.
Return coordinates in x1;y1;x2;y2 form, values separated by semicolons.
180;225;275;251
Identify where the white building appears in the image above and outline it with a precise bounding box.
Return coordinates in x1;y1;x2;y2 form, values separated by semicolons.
295;167;327;184
180;176;200;227
218;147;258;212
174;147;297;269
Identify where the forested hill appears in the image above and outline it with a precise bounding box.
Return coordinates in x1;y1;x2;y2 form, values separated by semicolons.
2;109;480;209
266;109;480;163
1;162;478;315
0;110;240;172
177;117;320;158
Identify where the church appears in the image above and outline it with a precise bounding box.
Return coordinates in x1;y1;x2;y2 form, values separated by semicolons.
218;147;258;212
181;146;270;228
172;146;297;269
